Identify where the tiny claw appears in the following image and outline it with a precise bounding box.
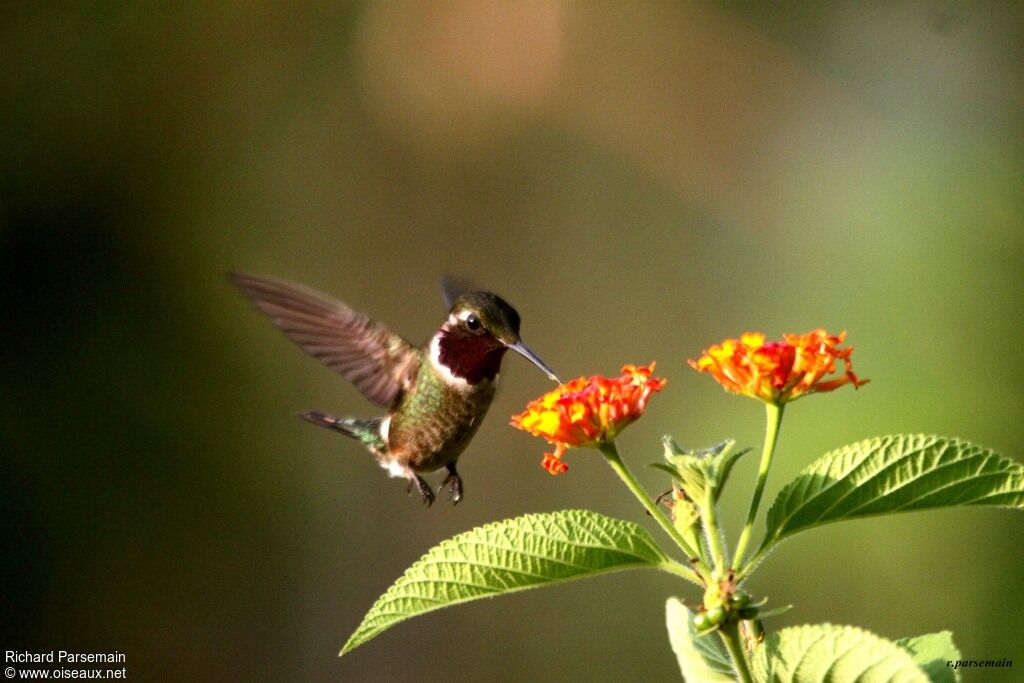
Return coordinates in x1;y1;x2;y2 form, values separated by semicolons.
439;472;464;505
409;475;435;507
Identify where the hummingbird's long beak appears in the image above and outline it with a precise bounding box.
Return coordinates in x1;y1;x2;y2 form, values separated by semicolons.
507;341;561;383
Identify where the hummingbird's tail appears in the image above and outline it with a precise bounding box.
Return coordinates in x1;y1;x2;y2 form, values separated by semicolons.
299;411;387;452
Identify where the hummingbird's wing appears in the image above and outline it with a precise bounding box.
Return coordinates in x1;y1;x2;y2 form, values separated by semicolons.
440;276;480;308
232;273;419;408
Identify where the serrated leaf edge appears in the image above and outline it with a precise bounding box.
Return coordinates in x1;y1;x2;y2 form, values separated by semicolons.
760;434;1023;552
341;509;669;656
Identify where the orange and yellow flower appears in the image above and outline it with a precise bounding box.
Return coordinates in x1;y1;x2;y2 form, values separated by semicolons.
688;329;868;405
511;363;667;475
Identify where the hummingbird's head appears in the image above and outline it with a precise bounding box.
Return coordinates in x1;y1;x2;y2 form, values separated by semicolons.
434;292;560;385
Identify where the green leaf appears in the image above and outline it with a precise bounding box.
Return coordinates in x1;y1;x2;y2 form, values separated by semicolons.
755;603;793;620
650;461;684;481
665;598;735;683
341;509;669;656
751;623;931;683
761;435;1024;553
894;632;961;683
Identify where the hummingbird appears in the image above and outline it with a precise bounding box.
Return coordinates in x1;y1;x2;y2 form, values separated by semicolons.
232;273;560;506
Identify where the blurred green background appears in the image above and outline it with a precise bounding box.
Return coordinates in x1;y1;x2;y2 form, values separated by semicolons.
2;2;1022;681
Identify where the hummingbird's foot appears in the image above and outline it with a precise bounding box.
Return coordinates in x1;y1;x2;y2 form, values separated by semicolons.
407;474;435;507
439;464;463;505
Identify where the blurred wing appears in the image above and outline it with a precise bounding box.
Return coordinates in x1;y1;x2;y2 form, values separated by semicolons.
232;273;419;408
440;275;480;308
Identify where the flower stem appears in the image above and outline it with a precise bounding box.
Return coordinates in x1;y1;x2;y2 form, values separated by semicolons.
718;621;754;683
731;402;784;573
700;492;729;572
598;442;709;580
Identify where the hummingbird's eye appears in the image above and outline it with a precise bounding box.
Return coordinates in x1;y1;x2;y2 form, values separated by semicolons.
465;314;482;332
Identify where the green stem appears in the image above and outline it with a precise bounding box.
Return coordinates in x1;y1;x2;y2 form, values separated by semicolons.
718;621;754;683
731;402;785;573
700;492;729;572
657;560;703;586
736;545;770;583
598;442;709;581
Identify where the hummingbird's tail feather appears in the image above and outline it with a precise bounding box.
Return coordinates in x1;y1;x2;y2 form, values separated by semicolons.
298;411;387;451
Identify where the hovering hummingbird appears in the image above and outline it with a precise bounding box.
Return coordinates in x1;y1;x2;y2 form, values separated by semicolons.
232;273;560;506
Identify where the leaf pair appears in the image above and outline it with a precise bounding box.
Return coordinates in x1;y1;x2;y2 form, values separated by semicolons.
341;434;1022;673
